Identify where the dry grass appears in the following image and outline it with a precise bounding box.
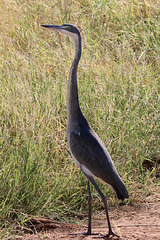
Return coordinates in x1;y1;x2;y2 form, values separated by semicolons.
0;0;159;237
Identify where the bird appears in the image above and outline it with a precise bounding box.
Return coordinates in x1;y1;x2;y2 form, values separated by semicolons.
41;23;129;239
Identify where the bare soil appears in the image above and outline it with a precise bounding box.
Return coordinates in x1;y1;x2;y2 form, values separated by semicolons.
17;194;160;240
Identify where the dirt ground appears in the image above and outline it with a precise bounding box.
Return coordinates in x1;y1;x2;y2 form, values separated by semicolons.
17;193;160;240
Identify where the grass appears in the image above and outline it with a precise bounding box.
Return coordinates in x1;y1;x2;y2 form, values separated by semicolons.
0;0;160;237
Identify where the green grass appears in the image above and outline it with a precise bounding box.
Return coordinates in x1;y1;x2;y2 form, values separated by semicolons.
0;0;160;237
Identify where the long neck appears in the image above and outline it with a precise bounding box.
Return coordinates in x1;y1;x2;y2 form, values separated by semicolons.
67;35;83;125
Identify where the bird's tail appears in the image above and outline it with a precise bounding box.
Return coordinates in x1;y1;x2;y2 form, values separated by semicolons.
113;180;129;200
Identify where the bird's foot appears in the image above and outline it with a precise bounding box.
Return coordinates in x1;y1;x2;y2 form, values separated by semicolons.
103;230;120;239
70;231;119;239
70;231;102;236
83;231;102;236
94;230;119;239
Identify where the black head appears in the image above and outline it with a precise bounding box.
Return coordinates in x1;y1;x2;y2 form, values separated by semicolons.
61;24;80;35
41;23;81;43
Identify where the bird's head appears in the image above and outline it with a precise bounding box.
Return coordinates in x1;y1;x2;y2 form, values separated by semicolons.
41;23;80;43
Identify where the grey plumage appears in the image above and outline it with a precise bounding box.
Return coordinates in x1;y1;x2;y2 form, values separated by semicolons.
42;23;129;238
68;120;128;200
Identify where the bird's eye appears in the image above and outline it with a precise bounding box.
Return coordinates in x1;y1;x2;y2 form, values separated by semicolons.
63;25;71;31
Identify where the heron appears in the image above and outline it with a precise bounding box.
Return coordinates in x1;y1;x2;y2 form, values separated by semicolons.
41;23;129;238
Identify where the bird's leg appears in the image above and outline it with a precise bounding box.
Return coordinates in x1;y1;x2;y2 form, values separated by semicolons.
102;196;119;238
85;175;119;239
70;180;99;236
82;180;102;236
83;181;92;235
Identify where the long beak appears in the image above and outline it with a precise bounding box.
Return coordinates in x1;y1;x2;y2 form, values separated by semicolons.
41;25;63;31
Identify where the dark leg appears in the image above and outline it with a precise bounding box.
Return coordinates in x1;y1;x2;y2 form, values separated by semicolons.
70;180;99;236
84;174;119;239
83;181;99;236
84;181;92;235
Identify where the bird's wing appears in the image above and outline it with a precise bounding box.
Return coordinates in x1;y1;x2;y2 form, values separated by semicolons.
68;125;120;186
